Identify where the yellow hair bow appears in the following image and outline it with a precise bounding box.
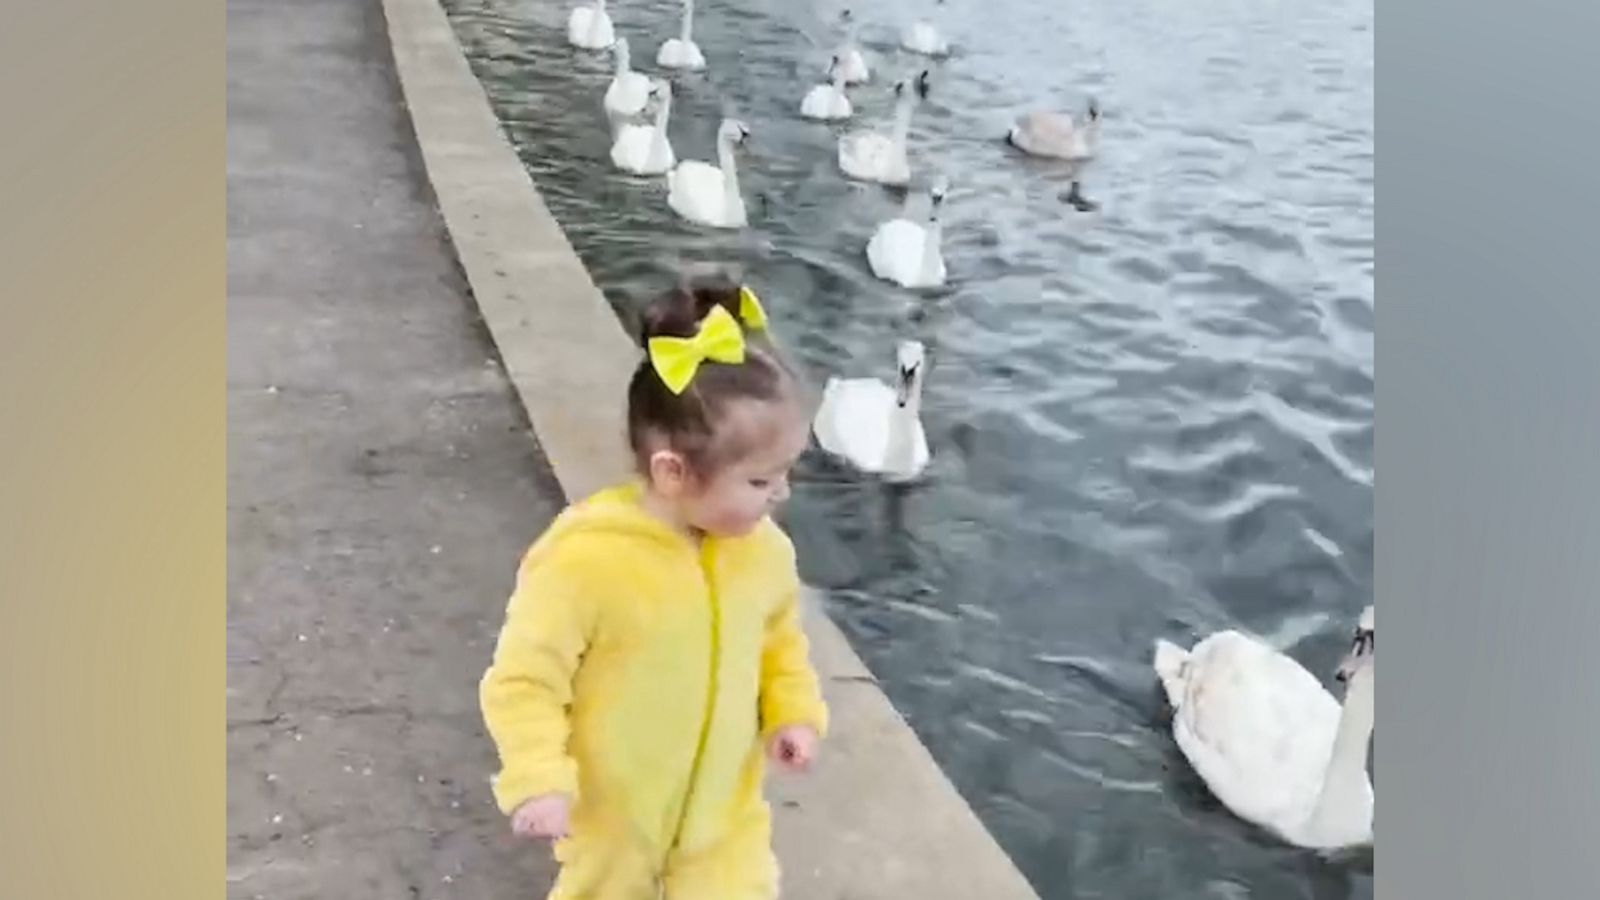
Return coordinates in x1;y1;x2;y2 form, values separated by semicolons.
738;286;769;331
648;304;747;394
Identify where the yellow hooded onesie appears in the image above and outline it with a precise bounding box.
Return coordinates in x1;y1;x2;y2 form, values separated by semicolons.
481;483;829;899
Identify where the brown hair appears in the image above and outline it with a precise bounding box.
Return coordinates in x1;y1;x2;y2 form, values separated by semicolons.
627;274;805;476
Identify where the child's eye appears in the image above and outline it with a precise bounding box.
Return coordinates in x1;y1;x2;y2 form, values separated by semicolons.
749;478;771;489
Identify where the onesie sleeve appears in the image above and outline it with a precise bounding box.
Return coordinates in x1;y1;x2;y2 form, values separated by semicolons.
758;538;830;740
480;548;596;814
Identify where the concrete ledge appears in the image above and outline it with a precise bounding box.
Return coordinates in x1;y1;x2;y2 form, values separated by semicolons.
380;0;1039;896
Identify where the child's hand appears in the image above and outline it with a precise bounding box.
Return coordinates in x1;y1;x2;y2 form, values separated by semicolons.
766;724;820;773
510;792;572;841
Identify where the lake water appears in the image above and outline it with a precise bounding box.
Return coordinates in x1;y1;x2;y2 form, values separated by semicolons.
440;0;1375;895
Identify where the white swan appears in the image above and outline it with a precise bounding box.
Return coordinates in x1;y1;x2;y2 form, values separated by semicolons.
901;1;950;56
657;0;707;70
1007;99;1101;160
867;176;948;288
838;71;929;187
1154;607;1375;850
611;80;676;176
603;38;652;120
666;119;750;228
813;341;931;481
800;57;854;122
566;0;615;50
1008;99;1102;211
835;9;871;84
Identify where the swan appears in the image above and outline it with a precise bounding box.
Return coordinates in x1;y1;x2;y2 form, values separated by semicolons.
835;9;871;84
867;176;948;288
800;56;854;121
603;38;652;120
666;118;751;228
838;71;929;187
657;0;707;70
813;341;931;481
901;1;950;57
1008;99;1101;159
611;80;677;175
1007;99;1102;211
566;0;615;50
1153;607;1375;850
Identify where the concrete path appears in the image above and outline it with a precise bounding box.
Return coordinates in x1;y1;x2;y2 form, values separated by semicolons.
229;0;1040;896
227;0;563;895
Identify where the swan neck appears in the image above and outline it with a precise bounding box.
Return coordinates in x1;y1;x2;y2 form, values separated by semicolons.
718;136;742;216
654;93;673;129
588;0;607;43
1305;664;1374;835
892;92;917;146
681;0;695;39
884;385;922;474
614;42;629;75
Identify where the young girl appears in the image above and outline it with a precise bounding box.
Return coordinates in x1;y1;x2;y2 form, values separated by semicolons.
480;276;828;899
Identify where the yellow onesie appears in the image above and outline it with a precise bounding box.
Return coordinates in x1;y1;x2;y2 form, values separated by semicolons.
481;483;829;899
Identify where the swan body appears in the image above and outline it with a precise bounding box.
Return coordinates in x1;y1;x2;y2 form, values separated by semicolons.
836;10;871;84
1008;100;1101;160
838;71;929;186
658;0;707;70
867;178;947;288
801;58;854;121
611;81;676;175
566;0;615;50
666;119;750;228
813;341;931;481
901;21;949;56
1154;607;1376;850
603;38;652;119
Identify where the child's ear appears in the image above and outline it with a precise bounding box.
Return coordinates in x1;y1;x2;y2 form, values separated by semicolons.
647;449;691;496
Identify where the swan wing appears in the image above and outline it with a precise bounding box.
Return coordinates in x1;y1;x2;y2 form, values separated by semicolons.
838;48;870;84
1012;112;1080;158
839;132;896;181
610;124;650;170
612;126;673;174
801;86;851;120
567;8;592;40
568;9;614;47
866;218;926;285
1171;631;1344;835
605;72;651;117
658;39;706;70
814;377;895;468
667;160;728;225
800;86;831;119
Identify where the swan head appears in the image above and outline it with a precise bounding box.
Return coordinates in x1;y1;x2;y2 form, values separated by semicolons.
1334;606;1375;683
718;118;752;146
892;72;931;102
895;340;927;407
929;175;950;206
841;8;853;22
1087;97;1101;122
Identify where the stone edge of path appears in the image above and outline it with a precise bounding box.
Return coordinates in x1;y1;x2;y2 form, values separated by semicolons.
377;0;1040;895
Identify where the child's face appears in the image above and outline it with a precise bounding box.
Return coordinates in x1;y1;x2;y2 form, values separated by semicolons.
659;399;811;538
